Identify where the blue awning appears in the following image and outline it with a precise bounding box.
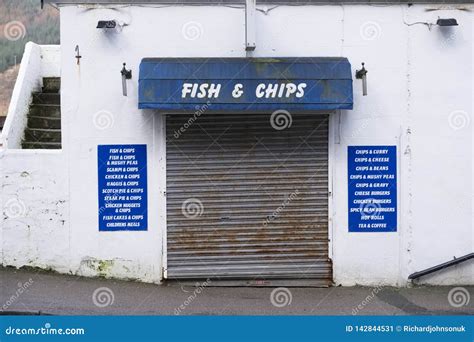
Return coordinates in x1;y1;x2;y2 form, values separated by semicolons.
139;57;353;112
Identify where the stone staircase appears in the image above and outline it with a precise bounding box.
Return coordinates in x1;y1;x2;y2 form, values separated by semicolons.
22;77;61;149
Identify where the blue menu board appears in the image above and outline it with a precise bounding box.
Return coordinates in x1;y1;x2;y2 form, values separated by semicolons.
348;146;397;232
98;145;148;231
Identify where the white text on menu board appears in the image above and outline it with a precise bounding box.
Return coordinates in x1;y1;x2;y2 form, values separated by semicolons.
350;148;395;229
102;147;144;228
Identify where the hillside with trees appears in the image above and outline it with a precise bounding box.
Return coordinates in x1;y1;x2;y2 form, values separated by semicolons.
0;0;59;117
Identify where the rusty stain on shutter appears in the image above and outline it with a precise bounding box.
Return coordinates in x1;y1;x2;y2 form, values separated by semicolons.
166;113;332;285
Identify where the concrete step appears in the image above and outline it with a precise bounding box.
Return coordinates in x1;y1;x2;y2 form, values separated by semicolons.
42;77;60;93
28;104;61;118
22;141;61;150
32;92;60;105
27;116;61;129
22;77;62;150
24;128;61;143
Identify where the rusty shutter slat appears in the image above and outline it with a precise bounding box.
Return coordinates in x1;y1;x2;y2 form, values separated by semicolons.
166;114;332;284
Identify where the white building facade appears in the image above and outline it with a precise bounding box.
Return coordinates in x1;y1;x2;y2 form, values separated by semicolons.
1;0;473;286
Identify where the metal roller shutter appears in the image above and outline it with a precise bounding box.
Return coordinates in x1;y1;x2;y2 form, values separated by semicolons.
166;113;331;284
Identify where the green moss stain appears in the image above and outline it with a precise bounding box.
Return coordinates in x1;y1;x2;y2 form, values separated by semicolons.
96;260;113;276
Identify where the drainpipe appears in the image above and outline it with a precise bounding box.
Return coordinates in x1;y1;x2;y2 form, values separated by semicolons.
245;0;256;53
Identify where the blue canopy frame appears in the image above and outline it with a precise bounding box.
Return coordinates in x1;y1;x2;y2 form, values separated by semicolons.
139;57;353;112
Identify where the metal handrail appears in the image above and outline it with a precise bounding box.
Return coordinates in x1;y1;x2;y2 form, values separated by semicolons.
408;253;474;280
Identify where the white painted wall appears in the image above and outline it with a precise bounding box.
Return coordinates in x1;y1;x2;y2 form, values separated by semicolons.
2;3;472;286
0;43;68;277
0;150;69;272
404;5;473;286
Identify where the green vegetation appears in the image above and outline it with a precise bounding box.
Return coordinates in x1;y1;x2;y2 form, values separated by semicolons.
0;0;59;72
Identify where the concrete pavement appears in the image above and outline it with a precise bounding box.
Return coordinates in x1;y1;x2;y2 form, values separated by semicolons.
0;267;472;316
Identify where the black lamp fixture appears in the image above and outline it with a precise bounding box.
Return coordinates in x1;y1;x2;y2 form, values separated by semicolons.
97;20;129;33
436;18;459;27
121;63;132;97
97;20;117;29
405;17;459;30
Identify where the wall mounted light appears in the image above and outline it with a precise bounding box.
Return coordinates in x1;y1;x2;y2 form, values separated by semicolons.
405;17;459;30
97;20;128;33
97;20;117;29
355;63;368;96
436;18;458;27
121;63;132;96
